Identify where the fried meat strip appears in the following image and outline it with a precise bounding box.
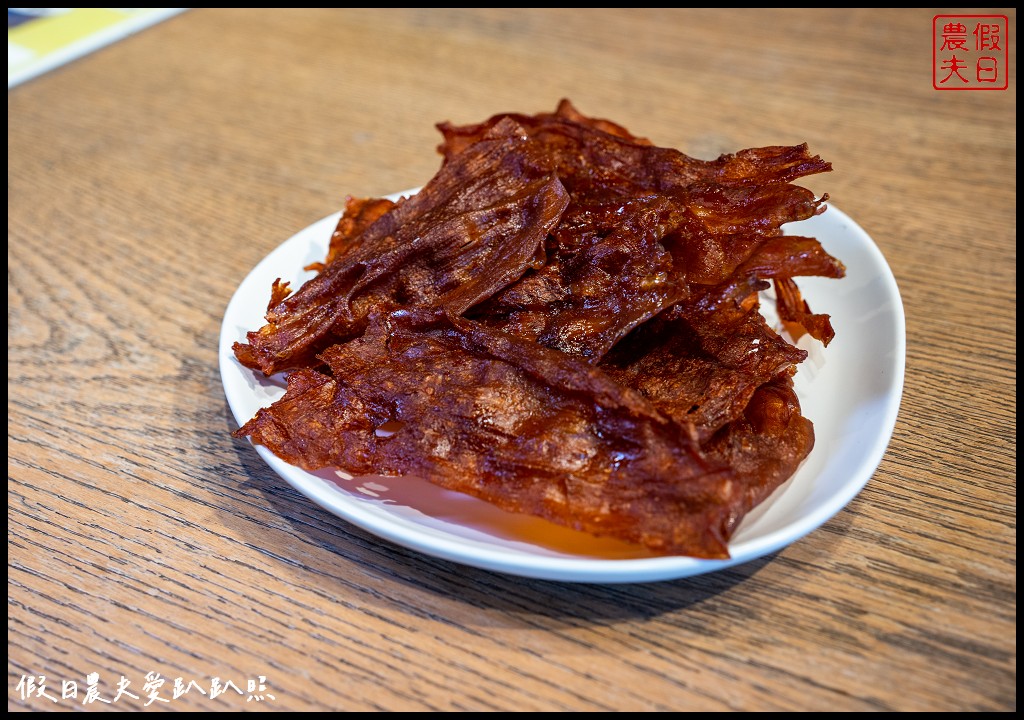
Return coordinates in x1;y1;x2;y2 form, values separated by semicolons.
233;100;845;558
439;100;831;201
774;276;837;345
446;101;836;365
236;311;748;558
469;195;691;361
600;230;842;434
305;195;397;273
601;309;804;443
234;118;569;375
702;374;814;522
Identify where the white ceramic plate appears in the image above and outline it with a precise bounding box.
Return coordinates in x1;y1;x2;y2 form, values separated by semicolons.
219;191;905;583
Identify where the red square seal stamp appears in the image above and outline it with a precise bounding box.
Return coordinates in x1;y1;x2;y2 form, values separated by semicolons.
933;15;1009;90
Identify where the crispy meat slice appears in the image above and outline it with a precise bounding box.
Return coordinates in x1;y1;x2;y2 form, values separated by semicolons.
234;118;569;375
439;99;832;201
436;98;653;159
703;374;815;522
601;310;805;443
463;152;834;366
232;100;844;558
601;232;843;438
442;101;835;367
469;195;690;362
305;195;398;273
236;311;745;558
774;276;837;346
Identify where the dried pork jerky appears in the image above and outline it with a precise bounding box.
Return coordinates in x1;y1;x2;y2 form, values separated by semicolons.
439;100;831;203
702;374;814;525
469;195;690;361
774;276;837;345
599;232;843;437
601;309;805;443
233;100;845;558
237;311;740;558
450;102;835;366
234;118;569;375
305;195;397;273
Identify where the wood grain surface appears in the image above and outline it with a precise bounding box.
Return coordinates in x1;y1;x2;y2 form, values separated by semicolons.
8;8;1016;711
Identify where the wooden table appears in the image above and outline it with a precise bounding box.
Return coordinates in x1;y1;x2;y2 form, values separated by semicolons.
8;9;1016;711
